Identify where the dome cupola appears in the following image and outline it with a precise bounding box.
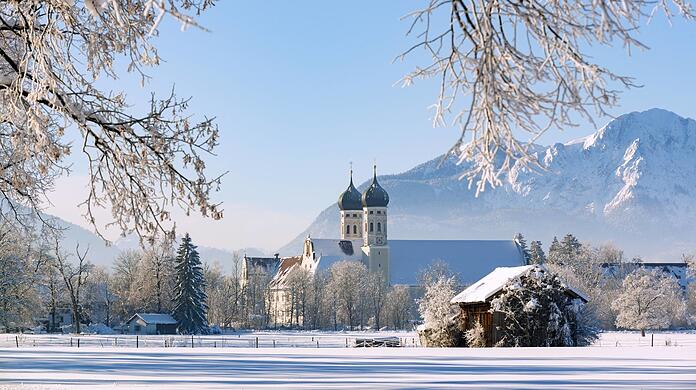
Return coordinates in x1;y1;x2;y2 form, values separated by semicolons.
337;169;363;210
362;165;389;207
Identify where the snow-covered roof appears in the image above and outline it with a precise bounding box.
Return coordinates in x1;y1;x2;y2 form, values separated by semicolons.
127;313;177;325
309;238;524;286
451;265;588;304
311;239;364;272
270;256;303;287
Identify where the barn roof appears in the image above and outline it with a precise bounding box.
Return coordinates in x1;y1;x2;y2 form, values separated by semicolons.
450;265;588;304
126;313;177;325
309;238;524;285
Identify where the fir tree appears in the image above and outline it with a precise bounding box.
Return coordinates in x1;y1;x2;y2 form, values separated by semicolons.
529;241;546;264
172;234;209;334
514;233;531;264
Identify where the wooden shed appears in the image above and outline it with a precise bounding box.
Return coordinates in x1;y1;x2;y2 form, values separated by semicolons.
125;313;178;335
450;265;588;347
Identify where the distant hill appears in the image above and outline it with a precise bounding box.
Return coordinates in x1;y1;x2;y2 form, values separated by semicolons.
281;109;696;259
53;217;254;272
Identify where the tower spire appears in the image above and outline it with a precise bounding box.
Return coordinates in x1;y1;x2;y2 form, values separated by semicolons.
373;160;377;180
349;161;353;184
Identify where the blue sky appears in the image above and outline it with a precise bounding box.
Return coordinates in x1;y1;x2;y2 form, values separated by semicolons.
48;1;696;251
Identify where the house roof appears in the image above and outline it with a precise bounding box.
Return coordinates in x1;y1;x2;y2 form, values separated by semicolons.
270;256;303;287
450;265;588;304
244;256;281;274
126;313;177;325
309;238;525;286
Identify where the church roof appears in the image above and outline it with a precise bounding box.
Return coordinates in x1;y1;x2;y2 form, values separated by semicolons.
389;240;524;285
312;239;364;272
307;238;525;286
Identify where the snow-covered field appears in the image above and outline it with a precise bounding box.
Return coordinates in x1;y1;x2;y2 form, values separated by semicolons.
1;331;695;389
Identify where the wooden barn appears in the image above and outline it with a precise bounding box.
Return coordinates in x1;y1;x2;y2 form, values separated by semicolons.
450;265;588;347
125;313;178;335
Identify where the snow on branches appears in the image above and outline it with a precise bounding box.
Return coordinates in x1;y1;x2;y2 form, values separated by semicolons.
490;267;597;347
400;0;695;194
612;268;685;336
0;0;220;242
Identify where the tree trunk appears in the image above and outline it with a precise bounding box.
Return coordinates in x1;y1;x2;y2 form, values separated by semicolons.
641;329;646;337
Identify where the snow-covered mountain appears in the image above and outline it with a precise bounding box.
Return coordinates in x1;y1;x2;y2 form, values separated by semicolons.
281;109;696;259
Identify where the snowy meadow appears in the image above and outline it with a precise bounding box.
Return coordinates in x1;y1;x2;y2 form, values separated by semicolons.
1;331;695;389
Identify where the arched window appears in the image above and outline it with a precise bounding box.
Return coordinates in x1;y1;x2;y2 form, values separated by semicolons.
377;222;381;232
346;225;350;234
353;225;357;234
370;222;374;232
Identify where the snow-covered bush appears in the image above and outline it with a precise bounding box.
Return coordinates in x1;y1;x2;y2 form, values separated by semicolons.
490;267;597;347
612;268;685;336
86;323;115;335
417;263;460;347
464;320;486;348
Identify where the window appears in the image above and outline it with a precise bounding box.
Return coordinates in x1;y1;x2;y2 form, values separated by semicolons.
370;222;374;232
346;225;350;234
353;225;357;234
377;210;381;214
377;222;381;232
353;213;358;217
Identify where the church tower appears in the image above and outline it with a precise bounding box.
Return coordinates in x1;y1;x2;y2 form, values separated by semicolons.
337;167;363;240
361;164;390;283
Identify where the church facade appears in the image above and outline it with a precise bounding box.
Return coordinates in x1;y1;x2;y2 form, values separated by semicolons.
262;165;527;326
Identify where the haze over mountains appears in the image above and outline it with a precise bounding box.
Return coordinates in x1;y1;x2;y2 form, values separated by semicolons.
281;109;696;260
58;221;263;271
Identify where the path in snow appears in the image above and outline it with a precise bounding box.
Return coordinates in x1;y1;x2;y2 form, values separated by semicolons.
1;345;695;389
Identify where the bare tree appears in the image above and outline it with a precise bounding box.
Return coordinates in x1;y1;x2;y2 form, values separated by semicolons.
86;266;116;327
0;225;47;330
112;249;143;321
52;242;93;333
326;261;369;330
384;285;413;330
401;1;694;193
0;1;222;242
613;268;685;336
366;273;389;329
142;242;175;313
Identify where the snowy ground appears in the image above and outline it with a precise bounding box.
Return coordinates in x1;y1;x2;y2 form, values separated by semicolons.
1;331;695;389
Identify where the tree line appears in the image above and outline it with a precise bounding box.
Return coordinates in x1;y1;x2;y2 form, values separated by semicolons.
514;233;695;334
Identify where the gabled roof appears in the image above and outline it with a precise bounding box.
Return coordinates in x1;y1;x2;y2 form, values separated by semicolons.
244;256;281;273
270;256;303;287
126;313;177;325
311;239;364;272
451;265;588;304
389;239;524;285
307;238;525;286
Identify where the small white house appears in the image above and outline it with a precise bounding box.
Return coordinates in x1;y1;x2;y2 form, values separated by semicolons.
125;313;178;335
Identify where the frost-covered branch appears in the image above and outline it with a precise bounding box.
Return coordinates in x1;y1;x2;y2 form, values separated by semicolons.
400;0;694;194
0;0;221;243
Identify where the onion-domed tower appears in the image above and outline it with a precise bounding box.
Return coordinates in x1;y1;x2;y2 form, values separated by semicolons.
361;164;390;283
337;168;363;240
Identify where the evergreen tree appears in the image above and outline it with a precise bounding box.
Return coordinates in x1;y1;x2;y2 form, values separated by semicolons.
548;236;560;260
529;241;546;264
172;234;209;334
548;234;582;265
514;233;531;264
